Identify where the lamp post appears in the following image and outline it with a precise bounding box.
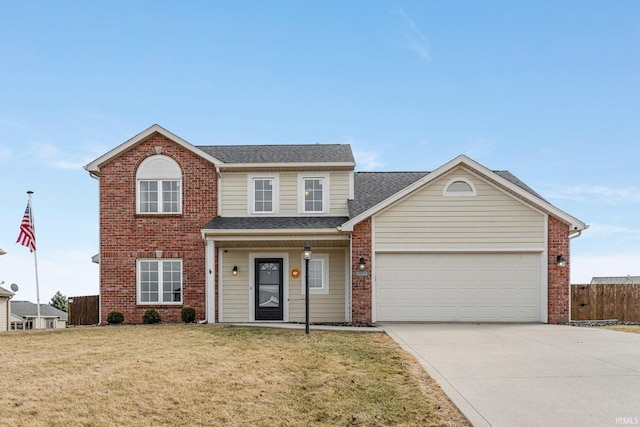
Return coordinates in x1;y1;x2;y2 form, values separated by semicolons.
303;243;312;335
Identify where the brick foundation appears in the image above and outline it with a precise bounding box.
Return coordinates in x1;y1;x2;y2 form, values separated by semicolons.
98;132;217;324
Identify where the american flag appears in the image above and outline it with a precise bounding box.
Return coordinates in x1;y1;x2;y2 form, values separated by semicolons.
16;201;36;252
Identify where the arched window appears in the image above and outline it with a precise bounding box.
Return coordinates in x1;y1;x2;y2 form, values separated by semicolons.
136;155;182;213
443;177;477;197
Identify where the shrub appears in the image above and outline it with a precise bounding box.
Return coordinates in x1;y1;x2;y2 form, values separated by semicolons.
142;309;162;324
181;307;196;323
107;311;124;325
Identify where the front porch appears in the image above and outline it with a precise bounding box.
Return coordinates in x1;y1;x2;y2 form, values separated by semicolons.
202;219;352;324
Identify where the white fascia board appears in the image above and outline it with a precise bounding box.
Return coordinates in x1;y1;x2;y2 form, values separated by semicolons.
84;124;224;174
341;154;588;232
201;228;347;238
218;162;355;171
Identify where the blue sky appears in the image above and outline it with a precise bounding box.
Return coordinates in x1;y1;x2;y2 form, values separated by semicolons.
1;1;639;303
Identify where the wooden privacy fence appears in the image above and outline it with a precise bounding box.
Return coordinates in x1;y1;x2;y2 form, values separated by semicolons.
68;295;99;326
571;284;640;322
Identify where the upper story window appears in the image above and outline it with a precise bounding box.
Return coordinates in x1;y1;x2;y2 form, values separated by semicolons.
298;173;329;214
136;155;182;214
443;177;477;197
248;174;279;214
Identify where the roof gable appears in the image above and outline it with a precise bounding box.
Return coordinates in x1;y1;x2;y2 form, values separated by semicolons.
84;124;223;174
341;155;587;232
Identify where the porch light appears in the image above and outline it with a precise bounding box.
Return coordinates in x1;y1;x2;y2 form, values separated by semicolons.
303;244;312;260
359;257;366;270
557;255;566;268
232;265;238;275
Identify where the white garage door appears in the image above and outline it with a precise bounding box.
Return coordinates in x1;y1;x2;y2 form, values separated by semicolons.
376;253;543;322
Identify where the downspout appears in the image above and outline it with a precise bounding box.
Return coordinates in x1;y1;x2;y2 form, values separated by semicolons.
569;230;582;240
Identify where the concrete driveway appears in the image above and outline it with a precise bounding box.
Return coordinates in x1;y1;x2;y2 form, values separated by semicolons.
382;323;640;427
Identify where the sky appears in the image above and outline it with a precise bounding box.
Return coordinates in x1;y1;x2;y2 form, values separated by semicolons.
1;1;639;303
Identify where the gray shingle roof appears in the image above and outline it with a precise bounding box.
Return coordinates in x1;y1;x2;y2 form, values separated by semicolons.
349;170;548;218
197;144;354;164
11;301;68;321
349;172;429;218
494;171;547;202
204;216;349;230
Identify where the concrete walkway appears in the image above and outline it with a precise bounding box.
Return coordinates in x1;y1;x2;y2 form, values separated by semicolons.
382;323;640;427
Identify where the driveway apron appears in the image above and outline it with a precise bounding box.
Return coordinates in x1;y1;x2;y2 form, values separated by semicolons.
382;323;640;427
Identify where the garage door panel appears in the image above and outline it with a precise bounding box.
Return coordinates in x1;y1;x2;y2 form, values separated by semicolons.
376;253;542;322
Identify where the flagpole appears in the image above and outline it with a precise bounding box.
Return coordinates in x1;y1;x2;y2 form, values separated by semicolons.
27;190;42;329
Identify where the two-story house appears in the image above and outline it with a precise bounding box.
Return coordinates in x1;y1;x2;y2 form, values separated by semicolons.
85;125;587;325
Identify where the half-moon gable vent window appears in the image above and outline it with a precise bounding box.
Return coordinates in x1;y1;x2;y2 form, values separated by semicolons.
443;178;477;197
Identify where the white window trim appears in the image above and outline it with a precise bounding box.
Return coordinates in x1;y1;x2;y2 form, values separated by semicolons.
298;172;330;214
248;173;279;215
443;177;477;197
136;155;183;214
136;258;183;305
301;253;329;295
136;180;183;214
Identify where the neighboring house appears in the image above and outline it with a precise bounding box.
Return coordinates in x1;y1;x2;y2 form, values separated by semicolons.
10;301;68;330
590;276;640;285
84;124;587;325
0;286;13;332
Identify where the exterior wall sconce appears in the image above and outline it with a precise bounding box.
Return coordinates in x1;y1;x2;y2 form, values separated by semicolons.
232;265;238;275
557;255;566;268
359;257;366;270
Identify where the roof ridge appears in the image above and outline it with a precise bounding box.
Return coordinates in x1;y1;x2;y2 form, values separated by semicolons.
197;143;350;148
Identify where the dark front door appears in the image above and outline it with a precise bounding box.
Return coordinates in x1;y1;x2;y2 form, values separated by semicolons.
255;258;284;321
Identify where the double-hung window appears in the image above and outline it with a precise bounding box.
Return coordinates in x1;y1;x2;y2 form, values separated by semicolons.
302;253;329;294
137;259;183;304
136;155;182;214
249;174;278;214
298;173;329;214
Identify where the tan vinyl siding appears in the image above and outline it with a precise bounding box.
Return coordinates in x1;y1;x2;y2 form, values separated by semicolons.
329;171;350;216
375;167;546;251
221;250;251;322
279;172;298;214
220;249;347;323
289;249;346;323
219;172;247;216
220;171;351;216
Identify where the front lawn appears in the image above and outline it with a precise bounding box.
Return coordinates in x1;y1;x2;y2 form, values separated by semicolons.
0;325;468;426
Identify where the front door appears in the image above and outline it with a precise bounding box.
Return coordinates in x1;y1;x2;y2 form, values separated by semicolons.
255;258;284;321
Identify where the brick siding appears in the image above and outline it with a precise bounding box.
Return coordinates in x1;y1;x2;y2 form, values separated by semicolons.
548;215;570;324
99;132;217;324
351;218;372;324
